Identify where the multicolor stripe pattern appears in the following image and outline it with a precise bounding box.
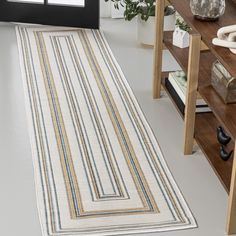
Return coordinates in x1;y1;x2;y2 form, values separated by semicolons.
16;26;197;236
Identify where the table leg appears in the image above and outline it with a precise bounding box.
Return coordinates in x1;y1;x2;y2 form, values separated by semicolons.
153;0;165;99
184;33;201;155
226;142;236;234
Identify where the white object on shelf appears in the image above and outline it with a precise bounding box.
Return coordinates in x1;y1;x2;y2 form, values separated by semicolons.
212;25;236;54
169;71;186;103
173;27;190;48
168;71;211;112
137;13;176;46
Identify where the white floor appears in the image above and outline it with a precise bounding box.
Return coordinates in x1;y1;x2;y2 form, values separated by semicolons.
0;18;232;236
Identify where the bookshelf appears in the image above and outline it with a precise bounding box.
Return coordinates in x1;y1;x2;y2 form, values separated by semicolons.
153;0;236;234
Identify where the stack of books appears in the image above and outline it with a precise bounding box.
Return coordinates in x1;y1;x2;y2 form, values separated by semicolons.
165;71;211;115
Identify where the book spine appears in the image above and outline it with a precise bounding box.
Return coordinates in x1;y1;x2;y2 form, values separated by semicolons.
165;78;185;115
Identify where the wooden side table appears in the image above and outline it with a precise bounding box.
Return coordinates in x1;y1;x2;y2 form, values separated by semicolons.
153;0;236;234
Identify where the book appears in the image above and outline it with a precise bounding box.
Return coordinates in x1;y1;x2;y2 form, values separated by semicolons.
166;71;211;114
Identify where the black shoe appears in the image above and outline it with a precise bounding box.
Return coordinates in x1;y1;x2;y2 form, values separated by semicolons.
217;126;231;146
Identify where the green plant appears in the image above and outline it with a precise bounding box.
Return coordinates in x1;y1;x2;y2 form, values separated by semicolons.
175;18;191;32
105;0;175;21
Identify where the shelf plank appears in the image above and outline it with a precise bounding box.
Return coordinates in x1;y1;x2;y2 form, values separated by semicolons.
198;85;236;141
164;31;216;79
168;0;236;79
195;113;233;193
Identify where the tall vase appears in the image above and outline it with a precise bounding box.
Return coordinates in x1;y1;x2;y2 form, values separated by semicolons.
190;0;225;21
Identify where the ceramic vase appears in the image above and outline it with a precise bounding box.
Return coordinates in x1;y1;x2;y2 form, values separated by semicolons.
190;0;225;21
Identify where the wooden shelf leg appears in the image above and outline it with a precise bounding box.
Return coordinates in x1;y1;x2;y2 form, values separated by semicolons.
152;0;165;99
183;33;201;155
226;143;236;235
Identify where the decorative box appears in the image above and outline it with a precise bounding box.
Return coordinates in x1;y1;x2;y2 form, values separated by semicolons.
211;60;236;104
173;27;190;48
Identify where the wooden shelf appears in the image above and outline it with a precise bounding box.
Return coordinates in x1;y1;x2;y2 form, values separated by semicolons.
164;31;236;141
162;77;233;192
198;85;236;141
195;113;233;192
163;31;216;78
162;76;233;192
168;0;236;79
162;30;235;190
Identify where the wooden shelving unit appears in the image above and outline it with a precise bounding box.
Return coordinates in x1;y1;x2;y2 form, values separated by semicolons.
162;31;233;191
153;0;236;234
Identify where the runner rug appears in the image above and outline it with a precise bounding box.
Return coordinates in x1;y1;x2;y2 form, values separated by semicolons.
16;26;197;236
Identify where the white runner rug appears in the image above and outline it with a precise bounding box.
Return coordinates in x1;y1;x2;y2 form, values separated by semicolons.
16;26;197;236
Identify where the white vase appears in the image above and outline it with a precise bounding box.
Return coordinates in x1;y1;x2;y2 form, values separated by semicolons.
137;13;176;46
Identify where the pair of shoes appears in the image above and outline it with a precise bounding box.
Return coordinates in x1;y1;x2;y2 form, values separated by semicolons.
217;126;233;161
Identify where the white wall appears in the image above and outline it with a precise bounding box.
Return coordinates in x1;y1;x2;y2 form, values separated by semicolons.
111;1;125;18
100;0;111;18
100;0;125;18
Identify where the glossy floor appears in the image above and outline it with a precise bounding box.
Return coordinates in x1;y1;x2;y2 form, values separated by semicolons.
0;18;230;236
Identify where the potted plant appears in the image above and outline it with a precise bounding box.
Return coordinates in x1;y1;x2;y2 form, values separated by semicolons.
173;18;191;48
105;0;176;46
